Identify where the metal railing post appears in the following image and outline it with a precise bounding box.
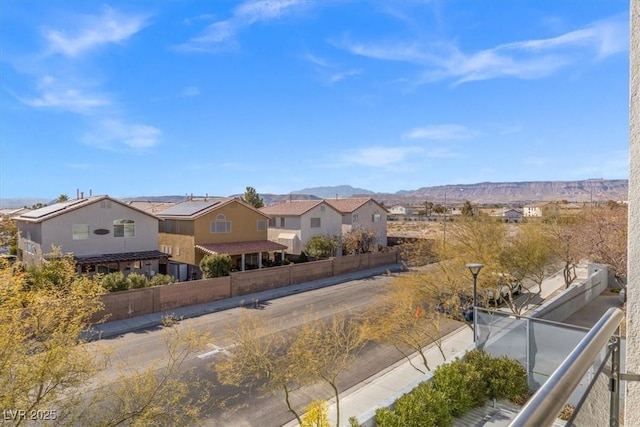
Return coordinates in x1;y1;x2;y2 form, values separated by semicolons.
609;334;621;427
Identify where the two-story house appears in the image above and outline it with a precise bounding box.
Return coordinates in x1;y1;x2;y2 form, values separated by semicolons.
325;197;388;247
260;200;343;255
14;195;169;275
156;197;286;280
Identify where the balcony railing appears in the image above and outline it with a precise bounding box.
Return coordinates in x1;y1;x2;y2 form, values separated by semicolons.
508;307;624;426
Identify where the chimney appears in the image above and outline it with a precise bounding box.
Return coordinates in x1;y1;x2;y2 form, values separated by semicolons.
77;189;80;199
80;191;84;199
89;189;92;197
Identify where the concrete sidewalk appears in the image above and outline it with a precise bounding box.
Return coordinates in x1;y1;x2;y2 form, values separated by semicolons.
89;263;405;339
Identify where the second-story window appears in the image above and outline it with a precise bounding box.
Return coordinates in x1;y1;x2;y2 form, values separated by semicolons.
310;217;321;228
257;220;266;231
72;224;89;240
352;214;359;223
114;219;135;238
211;214;231;233
372;213;381;223
268;217;276;227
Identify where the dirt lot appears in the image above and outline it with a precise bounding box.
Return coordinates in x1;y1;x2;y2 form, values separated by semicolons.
387;219;444;239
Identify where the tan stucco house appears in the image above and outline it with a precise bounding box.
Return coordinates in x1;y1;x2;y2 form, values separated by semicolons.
260;200;343;255
157;197;286;280
15;195;169;275
325;197;388;247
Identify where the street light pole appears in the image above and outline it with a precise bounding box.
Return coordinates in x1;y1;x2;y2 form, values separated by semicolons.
466;263;484;343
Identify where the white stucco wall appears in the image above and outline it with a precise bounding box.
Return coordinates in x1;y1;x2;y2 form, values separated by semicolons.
627;0;640;422
347;201;388;247
39;200;159;256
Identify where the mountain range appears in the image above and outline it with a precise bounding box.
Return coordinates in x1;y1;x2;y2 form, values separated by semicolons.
0;179;628;209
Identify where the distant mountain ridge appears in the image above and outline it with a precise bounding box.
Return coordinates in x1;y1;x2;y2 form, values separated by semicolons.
292;180;628;205
0;180;628;208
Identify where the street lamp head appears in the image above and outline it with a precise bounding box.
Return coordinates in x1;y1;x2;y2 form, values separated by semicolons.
466;263;484;276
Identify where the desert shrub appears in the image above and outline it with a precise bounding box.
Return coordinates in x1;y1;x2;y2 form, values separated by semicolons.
200;253;233;278
486;356;529;401
432;358;486;417
127;272;148;289
100;271;128;292
375;382;452;427
149;274;174;286
463;349;528;401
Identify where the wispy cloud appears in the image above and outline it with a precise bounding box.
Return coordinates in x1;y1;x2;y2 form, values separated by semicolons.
334;146;424;168
176;0;306;53
302;52;361;85
179;86;201;97
83;119;161;151
43;6;149;57
20;75;109;114
337;14;628;85
404;124;481;140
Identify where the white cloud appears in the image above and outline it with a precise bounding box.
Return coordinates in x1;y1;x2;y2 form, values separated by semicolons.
338;146;424;168
43;6;149;57
179;86;201;97
20;75;109;114
176;0;306;52
84;119;161;151
404;124;480;140
337;14;628;85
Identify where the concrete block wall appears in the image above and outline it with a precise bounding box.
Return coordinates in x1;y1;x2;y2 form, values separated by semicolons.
159;277;231;311
231;265;291;296
97;251;399;322
290;259;334;284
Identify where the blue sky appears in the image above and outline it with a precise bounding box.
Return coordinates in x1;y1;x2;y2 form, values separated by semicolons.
0;0;630;199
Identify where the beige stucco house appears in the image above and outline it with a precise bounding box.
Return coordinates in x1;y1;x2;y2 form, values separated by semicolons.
260;200;343;255
157;197;285;280
325;197;388;247
15;195;169;275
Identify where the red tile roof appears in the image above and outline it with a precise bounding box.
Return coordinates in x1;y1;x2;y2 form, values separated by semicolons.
325;197;376;213
260;200;329;216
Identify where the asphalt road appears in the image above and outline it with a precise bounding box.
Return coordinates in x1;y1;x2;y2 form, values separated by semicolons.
84;269;462;427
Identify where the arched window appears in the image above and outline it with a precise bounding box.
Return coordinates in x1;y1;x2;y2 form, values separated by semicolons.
114;219;135;238
211;214;231;233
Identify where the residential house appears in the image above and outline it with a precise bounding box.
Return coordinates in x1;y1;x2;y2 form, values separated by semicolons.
524;202;551;218
388;205;413;216
325;197;388;247
157;197;285;280
14;195;169;275
502;208;523;223
260;200;343;255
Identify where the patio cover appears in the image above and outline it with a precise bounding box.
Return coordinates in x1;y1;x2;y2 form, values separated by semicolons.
196;240;287;256
73;250;170;265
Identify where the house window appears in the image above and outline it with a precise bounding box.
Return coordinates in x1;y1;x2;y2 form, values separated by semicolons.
100;200;112;208
280;217;285;227
310;217;321;228
268;217;276;227
72;224;89;240
372;213;381;223
211;214;231;233
257;220;267;231
114;219;135;238
352;214;359;223
320;205;325;212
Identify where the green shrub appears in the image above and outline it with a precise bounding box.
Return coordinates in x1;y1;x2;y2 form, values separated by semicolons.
127;272;148;289
486;356;529;401
432;358;486;417
101;271;128;292
200;253;233;278
149;274;174;286
375;382;452;427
